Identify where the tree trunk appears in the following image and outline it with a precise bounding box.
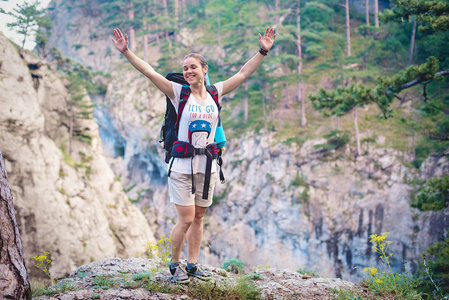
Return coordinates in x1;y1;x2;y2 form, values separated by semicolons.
154;4;160;45
146;84;152;119
285;78;289;108
296;0;306;127
365;0;369;26
263;87;268;134
374;0;379;39
345;0;351;57
374;0;379;28
175;0;179;23
244;0;251;123
0;150;31;300
69;105;74;155
127;1;136;52
162;0;169;39
217;13;222;72
244;81;249;123
409;19;417;65
163;0;168;19
182;0;186;19
262;85;273;155
21;27;28;50
353;107;361;158
275;0;280;57
142;6;148;62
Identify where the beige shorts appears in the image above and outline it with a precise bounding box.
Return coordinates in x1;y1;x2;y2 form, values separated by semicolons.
168;171;217;207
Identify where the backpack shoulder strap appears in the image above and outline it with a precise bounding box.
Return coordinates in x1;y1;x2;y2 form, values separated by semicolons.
206;84;222;126
175;85;191;132
205;85;221;111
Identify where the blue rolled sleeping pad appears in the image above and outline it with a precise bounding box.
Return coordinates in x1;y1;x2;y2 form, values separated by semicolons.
206;73;226;149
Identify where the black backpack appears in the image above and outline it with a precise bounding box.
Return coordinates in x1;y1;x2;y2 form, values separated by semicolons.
159;72;224;173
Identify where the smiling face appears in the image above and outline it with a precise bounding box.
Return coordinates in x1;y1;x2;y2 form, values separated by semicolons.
183;54;208;86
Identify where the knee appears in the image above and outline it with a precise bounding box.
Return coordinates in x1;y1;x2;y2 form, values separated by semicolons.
193;213;204;225
178;219;193;232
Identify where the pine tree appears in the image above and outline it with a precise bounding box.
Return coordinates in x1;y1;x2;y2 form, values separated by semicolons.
382;0;449;32
35;13;52;59
310;1;449;155
6;0;47;50
66;74;95;153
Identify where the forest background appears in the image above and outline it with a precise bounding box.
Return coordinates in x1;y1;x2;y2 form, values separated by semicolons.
2;0;449;298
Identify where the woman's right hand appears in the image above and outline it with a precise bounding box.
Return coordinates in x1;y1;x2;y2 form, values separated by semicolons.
111;28;128;53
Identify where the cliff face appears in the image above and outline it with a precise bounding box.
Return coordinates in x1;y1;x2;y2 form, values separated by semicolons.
41;0;449;282
0;32;155;279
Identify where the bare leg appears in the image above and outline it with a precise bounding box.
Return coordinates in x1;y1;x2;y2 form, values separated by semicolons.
186;205;208;263
171;204;195;263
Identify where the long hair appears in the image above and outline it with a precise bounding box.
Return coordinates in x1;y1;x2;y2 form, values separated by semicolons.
184;53;208;86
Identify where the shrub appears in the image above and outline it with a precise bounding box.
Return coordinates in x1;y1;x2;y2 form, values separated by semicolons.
414;234;449;299
222;258;246;274
297;268;319;277
362;232;422;299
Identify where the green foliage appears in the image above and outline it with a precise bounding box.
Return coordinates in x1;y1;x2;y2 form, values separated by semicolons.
32;251;55;285
330;287;364;300
30;279;51;298
35;12;52;59
412;175;449;211
381;0;449;32
296;268;319;277
59;145;76;166
6;0;48;49
186;277;261;300
243;273;264;281
140;235;172;275
414;234;449;298
290;173;307;187
313;130;350;153
132;272;152;281
363;233;423;299
31;278;76;297
222;258;246;274
92;275;119;290
363;271;422;299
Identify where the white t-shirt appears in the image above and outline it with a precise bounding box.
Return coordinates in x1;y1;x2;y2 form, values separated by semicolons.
168;81;223;174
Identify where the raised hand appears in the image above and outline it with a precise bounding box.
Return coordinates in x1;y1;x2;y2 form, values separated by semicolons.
111;28;128;53
259;27;276;51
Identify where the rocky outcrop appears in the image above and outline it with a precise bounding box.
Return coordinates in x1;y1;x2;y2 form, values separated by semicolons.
34;258;361;300
0;32;155;279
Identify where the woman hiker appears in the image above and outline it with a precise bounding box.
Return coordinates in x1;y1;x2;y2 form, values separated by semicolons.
112;27;276;283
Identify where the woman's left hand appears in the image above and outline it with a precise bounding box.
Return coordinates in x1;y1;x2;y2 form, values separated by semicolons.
259;27;276;51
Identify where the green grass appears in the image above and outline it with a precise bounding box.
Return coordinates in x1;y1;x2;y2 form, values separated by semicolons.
330;287;366;300
244;273;265;281
79;271;261;300
363;272;423;300
31;279;76;297
296;268;319;277
92;275;120;290
187;277;262;300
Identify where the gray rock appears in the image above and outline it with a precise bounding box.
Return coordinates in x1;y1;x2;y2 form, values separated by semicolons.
0;32;156;279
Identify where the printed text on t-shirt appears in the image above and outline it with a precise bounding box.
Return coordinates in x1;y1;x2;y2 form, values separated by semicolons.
187;104;216;113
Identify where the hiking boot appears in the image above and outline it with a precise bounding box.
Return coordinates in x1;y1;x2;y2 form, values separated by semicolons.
186;263;211;281
169;263;190;284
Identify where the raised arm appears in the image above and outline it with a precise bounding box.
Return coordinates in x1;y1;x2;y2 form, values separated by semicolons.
222;27;276;96
111;28;174;99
